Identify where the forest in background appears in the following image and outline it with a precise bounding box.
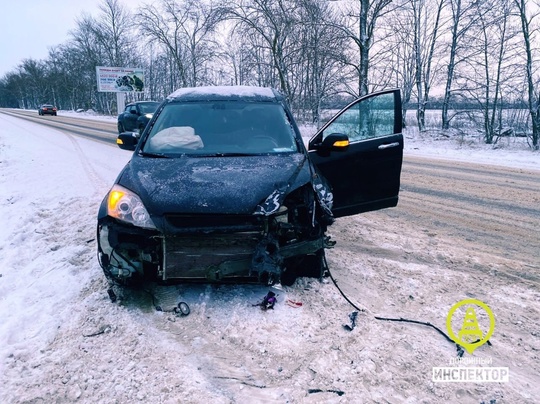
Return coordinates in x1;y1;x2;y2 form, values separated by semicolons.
0;0;539;149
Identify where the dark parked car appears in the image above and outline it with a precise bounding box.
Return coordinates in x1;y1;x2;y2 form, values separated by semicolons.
38;104;57;116
98;86;403;288
117;101;160;134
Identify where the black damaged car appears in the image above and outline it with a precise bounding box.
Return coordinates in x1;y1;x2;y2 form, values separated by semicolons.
97;86;403;287
117;101;160;134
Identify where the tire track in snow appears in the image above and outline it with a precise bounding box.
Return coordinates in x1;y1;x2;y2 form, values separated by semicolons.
61;130;111;194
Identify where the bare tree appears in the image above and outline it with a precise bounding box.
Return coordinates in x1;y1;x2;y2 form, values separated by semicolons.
411;0;445;131
440;0;477;129
91;0;136;66
293;0;347;124
224;0;302;100
340;0;395;96
514;0;540;149
456;0;520;143
372;9;415;127
137;0;221;89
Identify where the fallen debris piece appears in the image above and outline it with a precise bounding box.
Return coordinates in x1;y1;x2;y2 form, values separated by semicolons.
286;299;303;308
253;291;277;310
342;311;358;331
173;302;190;316
83;325;111;338
308;388;345;396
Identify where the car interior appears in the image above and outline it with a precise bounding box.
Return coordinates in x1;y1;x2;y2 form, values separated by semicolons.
143;102;298;154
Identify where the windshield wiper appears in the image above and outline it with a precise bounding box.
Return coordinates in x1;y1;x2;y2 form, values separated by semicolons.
139;151;170;158
196;152;257;157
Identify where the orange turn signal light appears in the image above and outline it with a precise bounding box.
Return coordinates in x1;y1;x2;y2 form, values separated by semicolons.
108;190;125;211
333;140;349;148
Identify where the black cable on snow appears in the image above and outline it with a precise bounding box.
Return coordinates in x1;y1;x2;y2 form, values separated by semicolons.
324;255;468;355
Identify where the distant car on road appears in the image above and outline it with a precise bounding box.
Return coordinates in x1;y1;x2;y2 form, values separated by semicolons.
117;101;160;134
38;104;57;116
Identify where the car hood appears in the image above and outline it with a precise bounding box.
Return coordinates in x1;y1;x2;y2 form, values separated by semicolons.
117;153;311;216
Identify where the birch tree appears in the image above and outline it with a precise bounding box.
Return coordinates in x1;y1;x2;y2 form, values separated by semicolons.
340;0;395;96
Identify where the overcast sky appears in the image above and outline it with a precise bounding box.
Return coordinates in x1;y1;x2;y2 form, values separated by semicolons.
0;0;140;78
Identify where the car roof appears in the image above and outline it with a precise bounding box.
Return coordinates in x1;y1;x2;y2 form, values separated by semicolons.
167;85;282;103
127;101;159;105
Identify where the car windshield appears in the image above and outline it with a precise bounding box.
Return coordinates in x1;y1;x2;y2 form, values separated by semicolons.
139;102;160;114
142;101;299;155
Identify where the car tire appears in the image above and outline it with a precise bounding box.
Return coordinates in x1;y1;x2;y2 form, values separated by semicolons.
118;122;125;133
53;113;57;116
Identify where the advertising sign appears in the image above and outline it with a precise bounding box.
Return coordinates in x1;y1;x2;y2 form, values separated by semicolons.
96;66;145;92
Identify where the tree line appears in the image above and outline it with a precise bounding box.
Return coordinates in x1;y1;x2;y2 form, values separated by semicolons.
0;0;538;149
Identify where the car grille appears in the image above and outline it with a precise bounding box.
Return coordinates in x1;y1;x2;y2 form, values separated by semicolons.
162;232;261;280
164;214;264;233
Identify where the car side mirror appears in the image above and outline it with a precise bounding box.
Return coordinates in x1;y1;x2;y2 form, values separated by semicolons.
312;133;350;155
130;110;138;115
117;132;139;150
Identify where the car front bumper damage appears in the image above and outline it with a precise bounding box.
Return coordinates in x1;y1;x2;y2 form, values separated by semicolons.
97;212;328;285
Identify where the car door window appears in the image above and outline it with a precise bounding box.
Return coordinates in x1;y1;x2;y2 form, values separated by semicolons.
320;92;396;142
308;89;403;217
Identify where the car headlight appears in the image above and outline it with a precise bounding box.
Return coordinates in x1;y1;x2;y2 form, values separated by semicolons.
107;184;156;229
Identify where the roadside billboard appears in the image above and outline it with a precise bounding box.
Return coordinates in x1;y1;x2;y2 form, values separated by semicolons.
96;66;145;92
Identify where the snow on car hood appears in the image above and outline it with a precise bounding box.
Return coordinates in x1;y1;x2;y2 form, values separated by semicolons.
118;153;310;216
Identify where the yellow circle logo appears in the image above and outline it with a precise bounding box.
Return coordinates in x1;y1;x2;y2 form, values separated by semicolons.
446;299;495;354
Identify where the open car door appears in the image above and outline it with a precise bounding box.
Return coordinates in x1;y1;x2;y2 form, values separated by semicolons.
308;89;403;218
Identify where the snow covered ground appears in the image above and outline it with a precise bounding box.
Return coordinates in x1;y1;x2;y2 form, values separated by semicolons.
0;110;539;403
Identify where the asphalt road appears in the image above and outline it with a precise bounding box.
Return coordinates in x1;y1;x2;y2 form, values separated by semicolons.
397;155;540;280
0;108;118;145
